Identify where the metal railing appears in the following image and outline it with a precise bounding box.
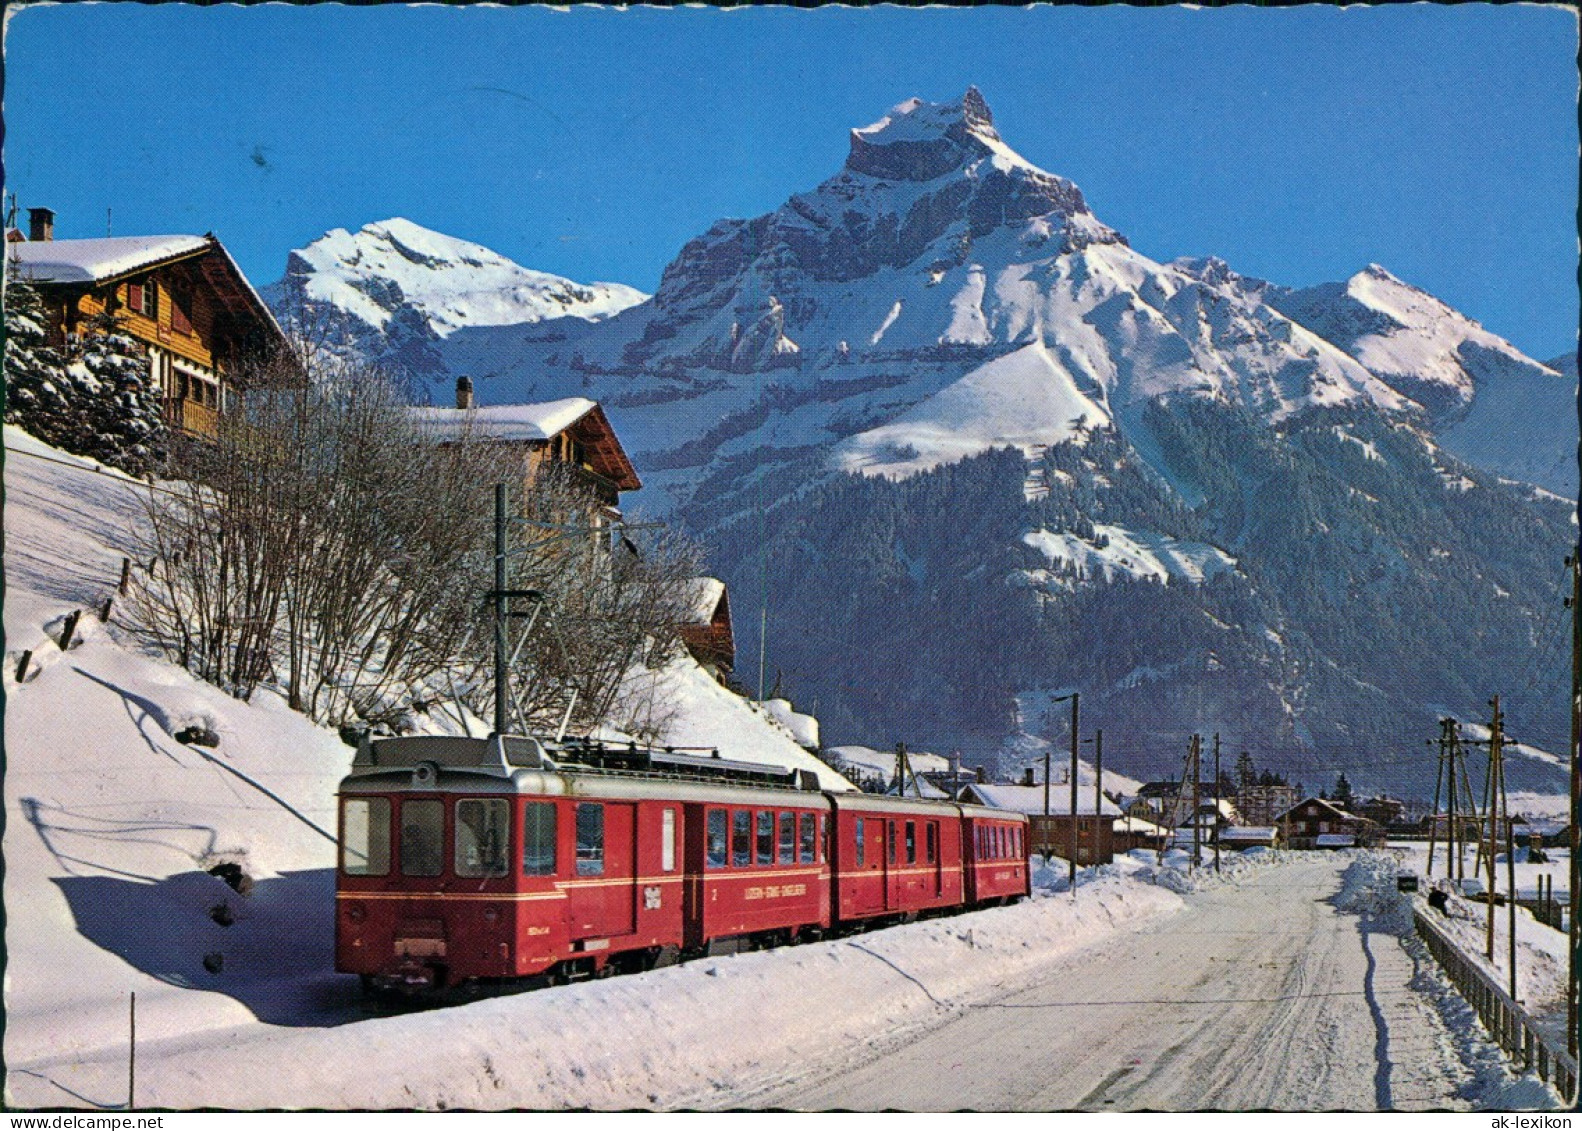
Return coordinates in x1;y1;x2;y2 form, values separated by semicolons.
1414;906;1577;1102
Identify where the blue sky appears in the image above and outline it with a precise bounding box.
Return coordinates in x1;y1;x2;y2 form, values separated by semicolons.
5;3;1577;359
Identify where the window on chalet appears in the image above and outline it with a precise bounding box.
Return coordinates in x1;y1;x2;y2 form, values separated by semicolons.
125;280;157;319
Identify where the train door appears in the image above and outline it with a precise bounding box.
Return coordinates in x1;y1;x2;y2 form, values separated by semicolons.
565;800;637;940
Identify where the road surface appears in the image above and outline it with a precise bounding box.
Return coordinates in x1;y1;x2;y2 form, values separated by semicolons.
732;857;1479;1110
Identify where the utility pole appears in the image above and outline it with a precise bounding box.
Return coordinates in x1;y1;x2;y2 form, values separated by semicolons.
1426;728;1446;878
1094;728;1104;867
1446;719;1461;882
1486;697;1504;962
1213;732;1222;874
1068;692;1080;893
1191;734;1202;871
493;483;509;737
1496;702;1518;1005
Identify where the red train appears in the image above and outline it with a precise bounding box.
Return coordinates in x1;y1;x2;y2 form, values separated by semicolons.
336;732;1030;994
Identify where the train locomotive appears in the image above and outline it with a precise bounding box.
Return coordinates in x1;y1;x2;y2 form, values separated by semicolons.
336;732;1031;995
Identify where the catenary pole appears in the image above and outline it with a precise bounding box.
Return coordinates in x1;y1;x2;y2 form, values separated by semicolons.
1569;552;1580;1061
1069;692;1080;894
1213;733;1222;874
493;483;508;737
1486;698;1502;961
1426;729;1446;878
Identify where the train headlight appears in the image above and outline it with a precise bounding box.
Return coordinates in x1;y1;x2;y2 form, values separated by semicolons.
345;902;367;924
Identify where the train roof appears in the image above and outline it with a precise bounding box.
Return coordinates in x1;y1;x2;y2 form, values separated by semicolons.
340;732;831;806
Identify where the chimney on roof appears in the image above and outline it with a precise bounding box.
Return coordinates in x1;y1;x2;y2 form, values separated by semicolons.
456;375;474;411
1022;767;1035;787
28;208;54;242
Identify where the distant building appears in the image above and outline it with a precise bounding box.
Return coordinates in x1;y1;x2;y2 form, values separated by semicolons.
1276;797;1383;849
413;385;641;535
7;210;290;438
1219;826;1280;850
679;577;735;677
962;782;1122;865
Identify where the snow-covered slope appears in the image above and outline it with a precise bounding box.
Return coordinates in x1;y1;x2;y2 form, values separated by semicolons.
1270;266;1576;495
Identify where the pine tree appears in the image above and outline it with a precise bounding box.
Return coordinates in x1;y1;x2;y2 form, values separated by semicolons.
5;273;167;476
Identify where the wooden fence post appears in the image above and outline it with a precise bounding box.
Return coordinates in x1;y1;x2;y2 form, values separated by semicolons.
57;610;80;651
118;557;132;595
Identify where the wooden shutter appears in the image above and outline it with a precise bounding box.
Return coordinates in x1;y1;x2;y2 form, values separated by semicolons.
126;282;143;312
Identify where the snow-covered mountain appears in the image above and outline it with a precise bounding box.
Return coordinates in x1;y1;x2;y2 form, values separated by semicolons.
264;217;646;378
1266;265;1576;495
261;91;1576;787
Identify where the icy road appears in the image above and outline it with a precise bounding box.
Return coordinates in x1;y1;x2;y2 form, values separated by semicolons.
733;856;1491;1111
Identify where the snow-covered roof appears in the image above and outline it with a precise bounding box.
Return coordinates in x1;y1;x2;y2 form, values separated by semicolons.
410;398;599;443
827;744;952;777
1220;826;1278;841
7;235;211;284
968;783;1121;817
683;577;727;625
1113;815;1167;835
1315;833;1357;847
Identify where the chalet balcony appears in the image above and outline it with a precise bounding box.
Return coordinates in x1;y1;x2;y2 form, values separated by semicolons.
163;395;219;438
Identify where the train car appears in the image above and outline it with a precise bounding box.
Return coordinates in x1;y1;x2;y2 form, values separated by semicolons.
827;794;970;924
961;804;1032;905
335;733;829;992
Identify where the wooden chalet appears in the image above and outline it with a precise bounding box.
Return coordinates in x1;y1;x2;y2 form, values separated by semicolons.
962;782;1121;865
411;380;642;529
679;577;735;676
6;208;290;438
1275;797;1383;849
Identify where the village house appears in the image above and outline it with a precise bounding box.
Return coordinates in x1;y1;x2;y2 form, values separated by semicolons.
7;208;290;438
678;577;735;678
411;378;642;539
962;780;1122;865
1276;797;1384;849
1235;782;1300;826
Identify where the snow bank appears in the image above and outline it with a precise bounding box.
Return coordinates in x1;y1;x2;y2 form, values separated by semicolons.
17;872;1184;1110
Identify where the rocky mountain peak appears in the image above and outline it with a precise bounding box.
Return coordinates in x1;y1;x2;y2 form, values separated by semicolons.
846;88;1020;183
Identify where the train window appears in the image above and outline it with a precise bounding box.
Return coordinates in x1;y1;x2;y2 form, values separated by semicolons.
662;808;677;872
926;822;937;865
576;803;605;876
799;813;816;864
523;802;556;876
706;809;729;869
455;799;509;878
818;815;827;863
756;811;774;865
341;797;390;876
905;821;916;865
400;799;444;878
732;810;752;867
778;812;795;865
855;818;866;866
888;822;897;866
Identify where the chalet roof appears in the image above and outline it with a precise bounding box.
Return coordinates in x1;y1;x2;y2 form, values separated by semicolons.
1275;797;1355;824
7;234;210;284
967;783;1122;817
6;233;290;361
1221;826;1278;840
1113;814;1167;835
411;397;641;492
683;577;728;625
